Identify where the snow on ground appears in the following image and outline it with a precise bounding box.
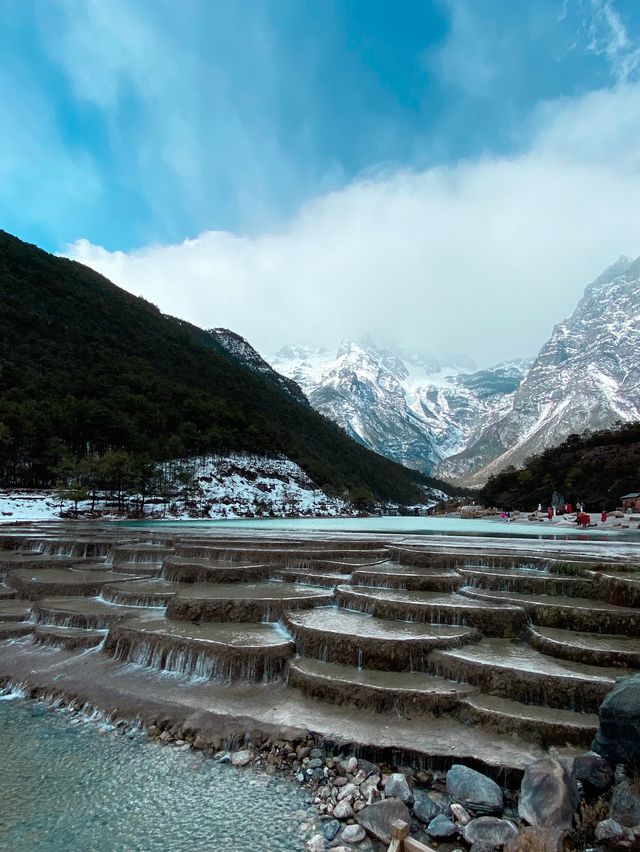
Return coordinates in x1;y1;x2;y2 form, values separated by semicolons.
0;454;355;522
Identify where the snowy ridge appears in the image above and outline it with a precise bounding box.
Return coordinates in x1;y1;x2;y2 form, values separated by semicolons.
438;255;640;485
208;328;308;404
0;454;353;521
272;340;530;475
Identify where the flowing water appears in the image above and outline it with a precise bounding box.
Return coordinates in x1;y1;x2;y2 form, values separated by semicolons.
0;698;308;852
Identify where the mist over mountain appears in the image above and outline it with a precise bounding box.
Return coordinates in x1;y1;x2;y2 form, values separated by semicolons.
274;256;640;486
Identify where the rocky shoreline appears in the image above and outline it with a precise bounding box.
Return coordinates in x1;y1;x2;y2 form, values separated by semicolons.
4;677;640;852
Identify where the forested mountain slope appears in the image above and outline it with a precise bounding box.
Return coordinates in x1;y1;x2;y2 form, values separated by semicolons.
0;230;433;503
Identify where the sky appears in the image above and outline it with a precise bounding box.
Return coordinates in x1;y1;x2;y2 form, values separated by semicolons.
2;0;640;367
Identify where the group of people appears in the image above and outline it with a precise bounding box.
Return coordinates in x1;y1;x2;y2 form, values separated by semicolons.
536;501;609;527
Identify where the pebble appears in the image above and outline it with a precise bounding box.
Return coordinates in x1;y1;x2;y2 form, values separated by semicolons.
334;800;355;820
337;783;358;801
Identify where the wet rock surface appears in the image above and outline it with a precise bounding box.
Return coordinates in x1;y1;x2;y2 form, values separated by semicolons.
518;757;580;831
446;764;504;814
463;815;519;846
355;798;411;844
593;673;640;770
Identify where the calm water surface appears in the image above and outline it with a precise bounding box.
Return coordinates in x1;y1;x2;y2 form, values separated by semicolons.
0;698;307;852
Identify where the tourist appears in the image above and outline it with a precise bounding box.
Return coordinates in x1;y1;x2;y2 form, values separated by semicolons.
547;506;553;521
601;510;608;524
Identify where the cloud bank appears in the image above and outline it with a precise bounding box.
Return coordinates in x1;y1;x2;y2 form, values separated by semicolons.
67;83;640;367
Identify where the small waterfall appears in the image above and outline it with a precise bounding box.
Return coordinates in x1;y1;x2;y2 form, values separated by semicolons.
108;636;286;683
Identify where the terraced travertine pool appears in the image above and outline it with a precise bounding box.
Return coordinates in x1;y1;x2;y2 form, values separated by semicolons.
0;696;308;852
0;522;639;776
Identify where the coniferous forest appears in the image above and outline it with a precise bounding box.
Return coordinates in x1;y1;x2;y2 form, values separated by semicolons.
0;230;447;504
479;422;640;511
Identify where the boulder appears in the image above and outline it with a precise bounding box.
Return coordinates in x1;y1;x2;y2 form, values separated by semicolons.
356;797;411;844
341;824;366;844
595;818;628;842
463;816;519;847
384;772;413;804
518;758;580;832
610;779;640;828
360;775;380;798
593;674;640;770
413;792;440;824
572;752;614;792
427;814;458;838
446;764;504;814
230;749;252;767
337;783;359;802
307;834;326;852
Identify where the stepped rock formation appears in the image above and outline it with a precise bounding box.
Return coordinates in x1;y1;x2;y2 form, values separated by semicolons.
438;256;640;484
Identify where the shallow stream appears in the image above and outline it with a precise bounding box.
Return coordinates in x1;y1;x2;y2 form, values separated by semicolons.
0;697;308;851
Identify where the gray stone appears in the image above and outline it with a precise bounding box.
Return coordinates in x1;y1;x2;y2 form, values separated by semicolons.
446;765;504;815
593;673;640;770
322;819;341;841
357;758;380;778
451;803;472;825
360;775;380;798
333;799;355;820
337;783;358;801
341;824;366;844
463;816;519;847
413;793;441;824
595;818;628;842
230;749;252;767
307;834;326;852
356;797;411;844
384;772;413;804
518;758;580;832
427;814;458;838
610;779;640;828
308;758;323;769
310;747;325;759
572;751;614;791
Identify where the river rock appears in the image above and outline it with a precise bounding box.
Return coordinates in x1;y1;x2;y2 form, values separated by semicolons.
307;834;326;852
446;765;504;814
413;792;440;824
384;772;413;804
451;803;471;825
341;824;366;844
357;759;380;778
337;783;358;801
356;797;411;844
322;819;341;841
360;775;380;798
230;749;252;767
593;673;640;770
334;800;355;820
463;816;518;847
610;779;640;828
518;758;580;831
427;814;458;838
595;818;628;842
572;751;614;791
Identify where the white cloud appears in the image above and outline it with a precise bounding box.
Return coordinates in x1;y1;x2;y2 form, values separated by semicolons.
66;83;640;368
586;0;640;83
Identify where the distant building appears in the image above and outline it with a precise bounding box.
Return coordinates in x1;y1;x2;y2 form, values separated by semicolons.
621;492;640;511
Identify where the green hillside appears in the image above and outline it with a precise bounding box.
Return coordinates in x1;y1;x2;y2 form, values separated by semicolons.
480;423;640;511
0;230;435;503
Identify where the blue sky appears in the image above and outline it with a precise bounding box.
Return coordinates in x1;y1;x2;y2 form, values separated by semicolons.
2;0;640;363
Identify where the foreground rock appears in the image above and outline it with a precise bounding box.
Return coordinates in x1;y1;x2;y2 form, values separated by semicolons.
518;758;580;832
572;751;614;792
610;779;640;828
446;764;504;814
463;816;518;847
593;673;640;770
355;797;411;844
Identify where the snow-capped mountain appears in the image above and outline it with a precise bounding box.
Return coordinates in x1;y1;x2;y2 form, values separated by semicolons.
437;255;640;485
272;340;531;475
